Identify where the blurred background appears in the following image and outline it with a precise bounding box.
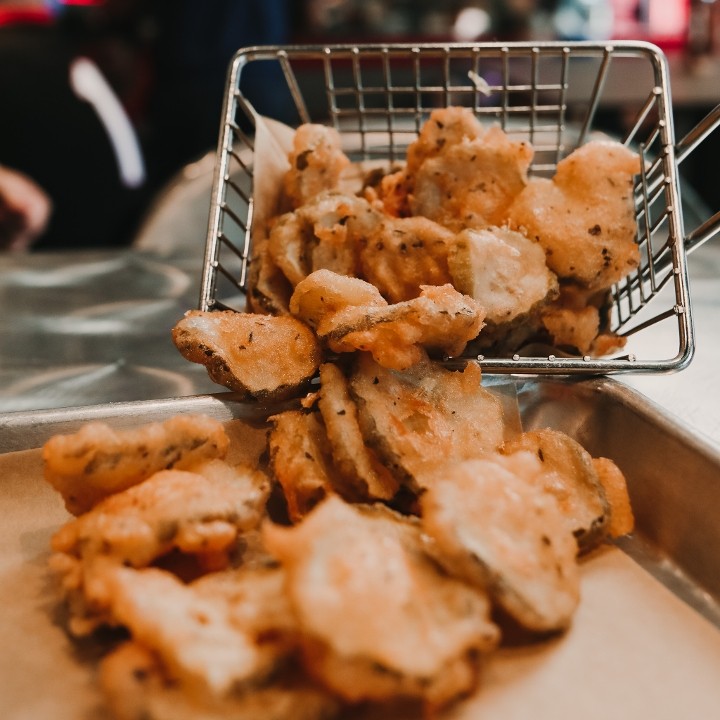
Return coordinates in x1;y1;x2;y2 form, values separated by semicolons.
0;0;718;253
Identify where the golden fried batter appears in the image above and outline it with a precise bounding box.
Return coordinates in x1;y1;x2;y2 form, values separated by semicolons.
540;303;602;355
370;107;530;233
268;409;336;522
43;414;229;515
266;209;315;288
358;215;455;303
267;191;381;288
52;462;269;568
449;226;557;324
370;108;531;233
103;566;287;697
592;456;635;539
328;283;484;369
349;355;505;489
502;428;611;552
370;166;413;217
246;234;294;316
317;362;399;501
308;193;382;280
264;497;498;708
508;140;640;290
410;124;533;231
291;270;484;370
100;641;339;720
301;637;480;711
283;124;350;209
48;461;270;635
289;268;387;331
538;283;627;356
191;565;296;639
406;106;485;174
421;451;581;632
172;310;321;400
448;226;558;352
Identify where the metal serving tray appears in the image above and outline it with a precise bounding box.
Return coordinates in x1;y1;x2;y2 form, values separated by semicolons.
2;377;719;627
2;379;720;719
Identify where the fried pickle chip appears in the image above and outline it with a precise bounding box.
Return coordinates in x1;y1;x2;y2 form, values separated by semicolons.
103;566;288;697
539;283;627;356
52;462;270;568
291;270;485;370
327;284;484;369
448;226;558;353
266;209;315;288
368;107;485;220
268;192;383;288
307;192;382;278
49;461;271;635
307;195;365;281
172;310;321;401
246;234;293;316
46;552;115;637
264;497;498;707
301;637;479;711
410;124;533;231
289;268;387;331
502;428;611;552
100;641;340;720
448;226;558;349
358;215;455;303
349;355;505;489
43;414;230;515
99;565;305;714
592;456;634;538
283;124;350;209
191;565;297;639
421;451;580;632
317;362;399;501
540;303;601;355
268;409;336;522
508;140;640;290
406;106;485;174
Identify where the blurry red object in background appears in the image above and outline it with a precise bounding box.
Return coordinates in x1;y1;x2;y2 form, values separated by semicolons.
0;8;52;26
0;0;105;27
611;0;690;51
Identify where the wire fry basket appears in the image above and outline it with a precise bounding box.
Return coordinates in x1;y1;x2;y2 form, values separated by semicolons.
200;41;720;375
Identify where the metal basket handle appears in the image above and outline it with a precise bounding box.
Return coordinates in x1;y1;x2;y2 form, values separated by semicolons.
675;102;720;256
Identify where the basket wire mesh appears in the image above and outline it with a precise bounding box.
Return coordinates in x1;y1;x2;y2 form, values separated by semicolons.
199;41;715;374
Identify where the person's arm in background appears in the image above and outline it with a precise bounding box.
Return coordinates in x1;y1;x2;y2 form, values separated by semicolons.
0;165;52;251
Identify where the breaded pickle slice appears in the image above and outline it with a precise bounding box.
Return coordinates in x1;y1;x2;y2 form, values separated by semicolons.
502;428;611;552
421;452;580;632
172;310;321;401
349;354;505;489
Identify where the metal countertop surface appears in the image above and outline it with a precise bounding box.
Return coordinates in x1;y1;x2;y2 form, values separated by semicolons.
621;240;720;448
